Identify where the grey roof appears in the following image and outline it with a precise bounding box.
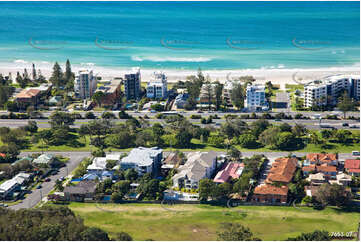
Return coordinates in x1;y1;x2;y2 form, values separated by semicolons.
0;179;19;192
121;147;162;167
33;154;54;164
64;180;97;194
172;151;217;182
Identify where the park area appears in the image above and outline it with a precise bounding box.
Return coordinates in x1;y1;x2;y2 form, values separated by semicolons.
67;202;360;241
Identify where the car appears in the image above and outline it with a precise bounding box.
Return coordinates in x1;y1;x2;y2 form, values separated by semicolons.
274;118;281;121
352;151;360;156
150;110;157;113
45;178;50;182
342;123;349;127
36;185;42;189
350;124;359;128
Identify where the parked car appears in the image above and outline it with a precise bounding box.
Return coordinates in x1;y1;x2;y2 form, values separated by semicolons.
352;151;360;156
36;185;42;189
342;123;349;127
45;178;51;182
274;118;281;121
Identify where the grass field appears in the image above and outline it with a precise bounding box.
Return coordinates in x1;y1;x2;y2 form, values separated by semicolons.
67;203;360;241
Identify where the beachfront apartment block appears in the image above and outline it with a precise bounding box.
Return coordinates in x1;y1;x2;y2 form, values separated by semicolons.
75;70;97;99
245;84;268;111
124;68;141;100
120;147;163;176
304;74;360;108
146;72;167;99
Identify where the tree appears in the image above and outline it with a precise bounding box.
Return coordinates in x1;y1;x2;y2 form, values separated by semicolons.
227;146;242;161
49;62;64;88
213;182;232;200
214;82;223;110
275;132;297;150
92;91;105;107
238;134;258;148
315;183;351;207
24;120;38;133
54;179;64;192
250;119;270;138
113;180;131;197
287;230;330;241
16;72;26;88
115;232;133;241
337;91;355;119
175;130;192;148
198;178;216;201
259;126;281;148
334;129;352;144
80;227;110;241
292;123;307;137
49;111;75;129
279;123;292;132
124;168;138;181
203;81;214;111
64;59;75;91
217;223;256;241
208;135;224;148
230;83;244;110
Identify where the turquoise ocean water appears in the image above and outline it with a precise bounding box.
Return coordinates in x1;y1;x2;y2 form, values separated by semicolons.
0;1;359;70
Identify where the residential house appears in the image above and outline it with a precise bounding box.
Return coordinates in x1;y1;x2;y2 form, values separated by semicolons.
161;152;183;176
48;96;62;106
214;162;244;183
304;185;321;198
86;153;123;178
302;164;337;179
0;179;20;199
172;151;217;189
174;93;189;109
120;147;163;176
329;173;352;186
33;154;55;166
306;172;326;185
265;157;297;184
63;180;97;202
15;89;41;108
305;153;338;166
13;172;31;186
252;184;288;204
344;159;360;177
11;156;33;166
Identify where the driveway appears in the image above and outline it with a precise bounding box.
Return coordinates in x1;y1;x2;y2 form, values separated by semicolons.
9;151;90;210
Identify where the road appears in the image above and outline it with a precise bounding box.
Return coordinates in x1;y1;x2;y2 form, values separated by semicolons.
0;117;359;130
0;110;359;119
9;151;90;210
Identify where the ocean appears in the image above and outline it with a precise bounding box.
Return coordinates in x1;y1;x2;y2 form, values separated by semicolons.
0;1;359;71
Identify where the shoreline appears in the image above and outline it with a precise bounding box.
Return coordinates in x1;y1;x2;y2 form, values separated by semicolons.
0;61;359;87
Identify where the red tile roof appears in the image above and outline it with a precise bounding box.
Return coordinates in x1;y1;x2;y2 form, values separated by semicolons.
348;168;360;174
266;157;297;183
254;184;288;196
302;165;316;172
345;159;360;169
0;153;6;158
214;162;244;183
306;153;337;163
303;164;337;173
16;89;41;99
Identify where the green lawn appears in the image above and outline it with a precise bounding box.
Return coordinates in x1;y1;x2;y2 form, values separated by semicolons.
66;203;360;241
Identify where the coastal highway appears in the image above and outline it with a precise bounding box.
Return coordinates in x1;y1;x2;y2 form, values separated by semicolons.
0;118;359;130
0;110;359;119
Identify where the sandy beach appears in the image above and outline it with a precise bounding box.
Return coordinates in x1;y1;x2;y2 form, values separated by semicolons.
0;61;359;89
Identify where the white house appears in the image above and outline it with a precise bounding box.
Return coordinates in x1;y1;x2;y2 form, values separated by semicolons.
172;151;217;189
120;147;163;176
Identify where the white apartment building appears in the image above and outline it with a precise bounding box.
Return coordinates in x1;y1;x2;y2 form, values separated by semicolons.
304;75;360;108
74;70;97;99
245;84;268;111
146;72;167;99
